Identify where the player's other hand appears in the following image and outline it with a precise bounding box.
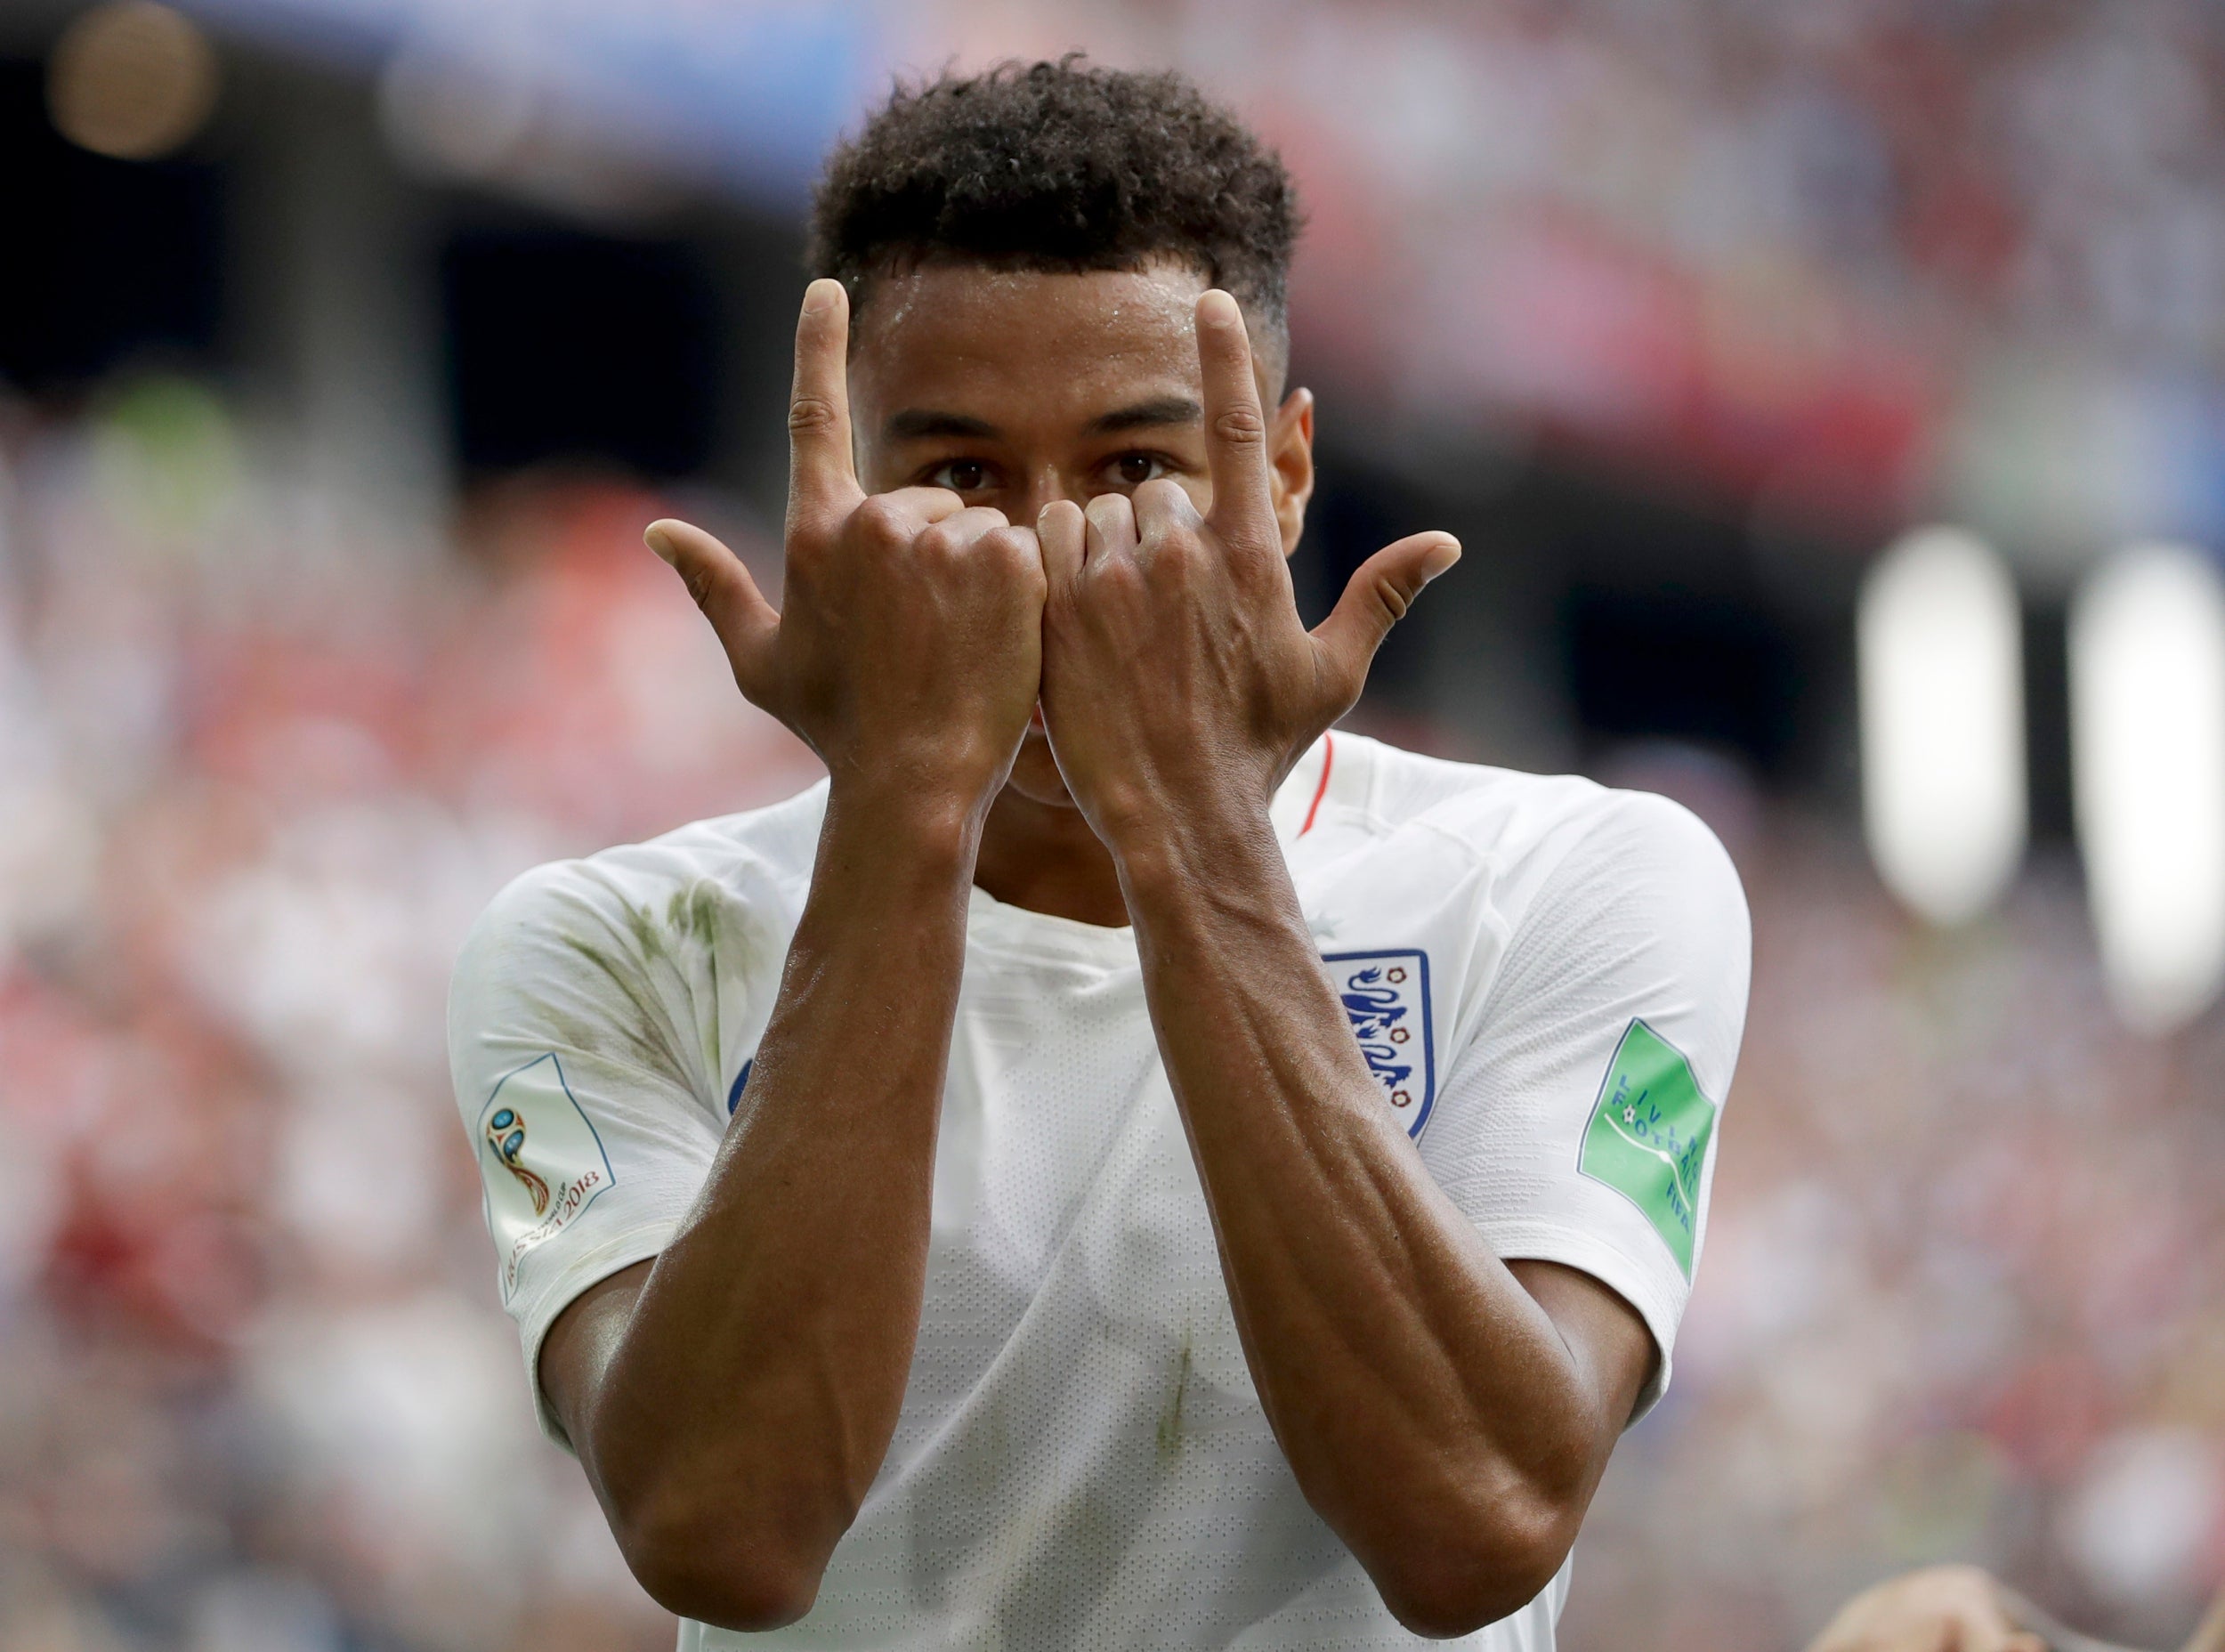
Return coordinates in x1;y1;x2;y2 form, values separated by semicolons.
1804;1566;2047;1652
645;279;1046;812
1034;288;1459;852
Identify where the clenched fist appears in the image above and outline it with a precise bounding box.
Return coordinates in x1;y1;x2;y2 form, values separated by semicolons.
1033;288;1459;851
646;279;1046;810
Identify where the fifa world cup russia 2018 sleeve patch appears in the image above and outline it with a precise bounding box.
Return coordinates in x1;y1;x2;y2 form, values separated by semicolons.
1578;1020;1718;1279
475;1053;617;1302
1324;950;1436;1138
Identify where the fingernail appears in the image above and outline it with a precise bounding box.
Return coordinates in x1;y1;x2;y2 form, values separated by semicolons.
1198;289;1242;328
643;522;677;563
803;279;840;315
1420;538;1462;582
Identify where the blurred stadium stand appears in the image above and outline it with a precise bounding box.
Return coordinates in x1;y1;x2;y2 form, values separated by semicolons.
0;3;2220;1649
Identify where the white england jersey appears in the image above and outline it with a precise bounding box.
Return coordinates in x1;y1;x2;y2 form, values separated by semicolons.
448;733;1750;1650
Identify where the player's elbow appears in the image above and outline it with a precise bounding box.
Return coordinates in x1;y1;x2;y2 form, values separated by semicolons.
1369;1488;1578;1639
613;1501;829;1632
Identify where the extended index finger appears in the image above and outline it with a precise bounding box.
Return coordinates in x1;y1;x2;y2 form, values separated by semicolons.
1195;289;1276;547
788;278;862;526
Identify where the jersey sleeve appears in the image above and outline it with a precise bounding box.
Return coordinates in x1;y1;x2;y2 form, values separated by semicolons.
1422;790;1751;1419
447;861;726;1448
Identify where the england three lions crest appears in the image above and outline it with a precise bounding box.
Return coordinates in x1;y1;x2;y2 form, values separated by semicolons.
1325;950;1436;1138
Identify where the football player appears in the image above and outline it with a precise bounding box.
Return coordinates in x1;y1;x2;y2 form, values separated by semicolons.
449;60;1750;1649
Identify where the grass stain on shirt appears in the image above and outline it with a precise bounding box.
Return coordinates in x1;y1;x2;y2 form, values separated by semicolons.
557;934;678;1076
668;883;726;951
1156;1332;1193;1462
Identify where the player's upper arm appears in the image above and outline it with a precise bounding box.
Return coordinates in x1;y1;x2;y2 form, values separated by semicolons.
1424;788;1752;1418
537;1258;656;1462
448;861;727;1446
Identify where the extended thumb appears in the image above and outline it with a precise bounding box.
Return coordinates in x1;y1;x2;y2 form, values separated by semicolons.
644;517;780;698
1314;531;1461;683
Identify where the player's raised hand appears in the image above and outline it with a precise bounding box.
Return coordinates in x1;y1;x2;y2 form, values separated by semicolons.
646;279;1046;806
1035;287;1460;846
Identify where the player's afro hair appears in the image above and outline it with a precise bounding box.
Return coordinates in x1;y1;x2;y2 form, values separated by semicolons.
809;56;1300;348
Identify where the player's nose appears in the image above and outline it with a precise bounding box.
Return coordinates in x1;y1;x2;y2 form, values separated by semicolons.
1006;467;1080;532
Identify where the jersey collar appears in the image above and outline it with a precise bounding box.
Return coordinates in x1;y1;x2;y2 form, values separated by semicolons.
1268;733;1339;846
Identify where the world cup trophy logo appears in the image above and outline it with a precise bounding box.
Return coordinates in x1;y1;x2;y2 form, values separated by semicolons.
486;1105;551;1216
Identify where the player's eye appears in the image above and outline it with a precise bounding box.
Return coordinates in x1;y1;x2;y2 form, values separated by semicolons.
1109;452;1167;487
928;458;991;493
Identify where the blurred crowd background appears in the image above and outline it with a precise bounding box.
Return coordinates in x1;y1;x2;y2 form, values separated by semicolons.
2;1;2222;1648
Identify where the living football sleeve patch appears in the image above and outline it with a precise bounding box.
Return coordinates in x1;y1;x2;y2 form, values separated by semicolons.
1578;1020;1717;1278
474;1053;616;1302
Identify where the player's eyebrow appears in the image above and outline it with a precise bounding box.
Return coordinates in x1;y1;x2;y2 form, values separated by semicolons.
1085;396;1201;435
885;409;1000;441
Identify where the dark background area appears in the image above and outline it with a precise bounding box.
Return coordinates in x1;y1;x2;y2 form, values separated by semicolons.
0;58;226;387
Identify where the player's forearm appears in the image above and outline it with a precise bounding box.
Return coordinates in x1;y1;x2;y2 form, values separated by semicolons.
1113;808;1606;1632
578;779;982;1624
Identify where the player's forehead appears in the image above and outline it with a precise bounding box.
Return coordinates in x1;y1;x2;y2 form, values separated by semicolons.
847;261;1210;437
